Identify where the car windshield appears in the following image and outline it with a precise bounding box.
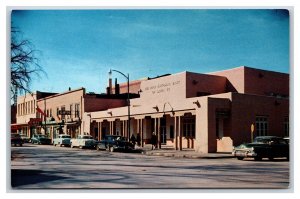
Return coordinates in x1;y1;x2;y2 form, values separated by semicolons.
254;138;271;144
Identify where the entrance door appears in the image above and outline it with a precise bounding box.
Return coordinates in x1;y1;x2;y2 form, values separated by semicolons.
160;126;167;144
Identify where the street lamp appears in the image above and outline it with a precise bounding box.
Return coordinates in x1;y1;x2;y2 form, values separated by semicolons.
108;69;131;141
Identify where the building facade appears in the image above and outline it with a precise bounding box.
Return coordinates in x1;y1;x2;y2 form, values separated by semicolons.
84;66;289;153
13;91;57;137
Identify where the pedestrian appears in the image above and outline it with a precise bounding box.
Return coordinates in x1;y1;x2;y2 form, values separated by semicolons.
130;134;136;148
136;133;141;147
151;132;157;150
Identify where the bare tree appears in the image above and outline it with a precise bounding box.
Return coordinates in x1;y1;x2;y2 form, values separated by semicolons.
10;27;45;103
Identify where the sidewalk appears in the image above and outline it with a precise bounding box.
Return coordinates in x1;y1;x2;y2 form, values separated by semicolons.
138;145;234;159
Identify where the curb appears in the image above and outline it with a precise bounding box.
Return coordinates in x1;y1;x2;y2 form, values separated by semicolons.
141;150;234;159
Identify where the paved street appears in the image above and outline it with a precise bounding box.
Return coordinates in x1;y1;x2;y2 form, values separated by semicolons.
10;144;290;189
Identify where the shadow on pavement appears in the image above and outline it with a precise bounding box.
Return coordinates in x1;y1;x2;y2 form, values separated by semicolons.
11;169;68;188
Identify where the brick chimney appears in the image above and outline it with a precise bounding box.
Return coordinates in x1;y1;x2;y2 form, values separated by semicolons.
115;78;120;95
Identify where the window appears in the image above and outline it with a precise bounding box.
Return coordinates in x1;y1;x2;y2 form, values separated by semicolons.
61;106;66;120
183;116;195;138
50;109;52;118
70;104;73;118
75;103;80;118
284;117;289;137
170;125;174;139
255;116;268;136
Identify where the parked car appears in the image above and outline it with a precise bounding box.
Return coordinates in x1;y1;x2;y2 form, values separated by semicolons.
53;134;71;147
11;133;23;146
232;136;289;161
97;135;134;152
19;133;30;143
70;135;97;149
31;134;51;145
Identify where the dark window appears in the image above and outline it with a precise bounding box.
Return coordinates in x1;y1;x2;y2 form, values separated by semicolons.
255;116;268;136
183;116;195;138
170;125;174;139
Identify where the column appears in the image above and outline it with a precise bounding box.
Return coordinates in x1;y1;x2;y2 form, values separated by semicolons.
141;119;144;147
174;116;178;150
110;121;112;135
158;118;161;149
137;119;139;137
179;116;182;151
98;122;102;141
122;121;125;137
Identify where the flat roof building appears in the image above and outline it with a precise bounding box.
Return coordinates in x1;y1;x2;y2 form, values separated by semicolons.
85;66;289;153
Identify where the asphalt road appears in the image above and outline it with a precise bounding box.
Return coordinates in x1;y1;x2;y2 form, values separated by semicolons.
10;144;290;189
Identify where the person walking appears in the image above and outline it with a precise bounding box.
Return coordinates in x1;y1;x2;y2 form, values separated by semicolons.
130;134;136;148
151;132;157;150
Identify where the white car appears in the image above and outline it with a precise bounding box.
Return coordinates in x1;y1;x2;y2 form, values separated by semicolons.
53;134;71;147
70;135;97;149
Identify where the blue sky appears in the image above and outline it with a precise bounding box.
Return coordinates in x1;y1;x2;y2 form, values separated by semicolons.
11;9;290;94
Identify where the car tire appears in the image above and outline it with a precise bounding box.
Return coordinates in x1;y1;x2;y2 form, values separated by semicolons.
109;146;114;152
96;146;100;151
71;144;74;148
237;157;244;160
79;146;83;149
19;143;22;147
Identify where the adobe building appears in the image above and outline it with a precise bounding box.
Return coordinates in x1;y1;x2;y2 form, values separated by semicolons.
84;66;289;153
13;91;57;137
35;86;140;141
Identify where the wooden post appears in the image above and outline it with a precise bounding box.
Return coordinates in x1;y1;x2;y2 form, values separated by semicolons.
179;116;182;151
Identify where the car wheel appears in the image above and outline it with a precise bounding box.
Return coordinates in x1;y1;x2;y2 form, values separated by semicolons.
71;144;74;148
96;146;100;151
19;143;22;147
60;144;62;147
79;146;83;149
237;157;244;160
109;146;114;152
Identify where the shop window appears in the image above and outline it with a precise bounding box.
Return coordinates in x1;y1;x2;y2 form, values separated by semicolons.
255;116;268;136
183;116;195;138
284;117;289;137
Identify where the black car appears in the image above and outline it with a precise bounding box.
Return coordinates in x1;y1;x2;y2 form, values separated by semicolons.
31;134;51;145
11;133;23;147
232;136;289;161
96;135;134;152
